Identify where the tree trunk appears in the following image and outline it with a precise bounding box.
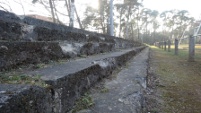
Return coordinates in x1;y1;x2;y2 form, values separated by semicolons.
119;8;123;37
99;0;106;34
74;6;83;29
65;0;70;21
126;5;131;39
137;8;140;40
49;0;56;23
52;0;61;23
131;23;134;40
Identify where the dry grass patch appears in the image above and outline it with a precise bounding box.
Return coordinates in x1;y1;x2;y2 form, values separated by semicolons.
149;46;201;113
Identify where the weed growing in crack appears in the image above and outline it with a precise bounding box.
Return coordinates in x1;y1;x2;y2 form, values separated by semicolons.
100;87;109;93
71;93;94;113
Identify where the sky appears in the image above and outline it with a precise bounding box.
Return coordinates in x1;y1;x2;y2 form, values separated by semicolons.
1;0;201;22
143;0;201;19
0;0;100;24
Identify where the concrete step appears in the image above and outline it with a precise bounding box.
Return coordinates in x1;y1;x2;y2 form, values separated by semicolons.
0;84;52;113
0;10;143;70
27;46;145;112
0;41;114;70
77;47;149;113
0;46;146;113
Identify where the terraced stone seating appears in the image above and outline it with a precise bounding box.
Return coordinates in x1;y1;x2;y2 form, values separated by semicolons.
0;14;142;70
0;10;146;113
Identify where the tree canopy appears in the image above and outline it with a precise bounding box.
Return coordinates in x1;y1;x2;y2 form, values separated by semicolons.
0;0;198;44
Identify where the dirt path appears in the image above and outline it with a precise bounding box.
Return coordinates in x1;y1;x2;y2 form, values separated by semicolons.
146;46;201;113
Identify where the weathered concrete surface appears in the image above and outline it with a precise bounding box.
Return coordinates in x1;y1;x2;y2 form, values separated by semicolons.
0;47;146;113
0;10;142;49
0;41;63;70
0;20;23;41
0;9;146;113
0;84;51;113
77;48;149;113
0;10;22;23
0;9;143;70
0;41;114;70
27;46;145;113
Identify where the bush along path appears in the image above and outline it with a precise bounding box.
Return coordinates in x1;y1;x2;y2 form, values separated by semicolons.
145;46;201;113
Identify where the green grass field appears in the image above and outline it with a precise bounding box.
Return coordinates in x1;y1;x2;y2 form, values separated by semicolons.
156;44;201;60
149;45;201;113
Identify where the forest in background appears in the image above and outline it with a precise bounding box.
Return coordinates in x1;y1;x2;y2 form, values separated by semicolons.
0;0;198;44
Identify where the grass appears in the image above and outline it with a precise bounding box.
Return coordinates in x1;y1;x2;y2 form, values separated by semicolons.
157;44;201;60
33;63;47;69
149;44;201;113
0;73;49;87
100;87;109;93
71;93;94;113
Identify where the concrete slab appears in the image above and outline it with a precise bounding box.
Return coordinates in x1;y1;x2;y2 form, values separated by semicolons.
26;46;145;113
78;48;149;113
28;47;144;82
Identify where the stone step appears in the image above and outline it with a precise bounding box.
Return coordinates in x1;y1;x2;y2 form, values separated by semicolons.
0;41;114;70
0;11;142;48
0;10;143;71
0;84;52;113
0;46;146;113
27;46;146;113
77;47;149;113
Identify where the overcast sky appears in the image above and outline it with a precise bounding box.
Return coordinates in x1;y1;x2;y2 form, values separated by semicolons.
143;0;201;19
2;0;201;23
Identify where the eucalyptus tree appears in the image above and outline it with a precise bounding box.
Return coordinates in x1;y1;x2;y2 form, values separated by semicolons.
115;0;142;38
150;13;160;44
32;0;56;22
82;6;97;30
173;10;191;38
124;0;142;39
140;8;152;35
32;0;77;25
160;9;195;42
149;10;159;36
160;10;178;39
98;0;108;34
82;0;109;33
140;9;160;44
187;17;195;34
115;3;127;37
160;10;175;31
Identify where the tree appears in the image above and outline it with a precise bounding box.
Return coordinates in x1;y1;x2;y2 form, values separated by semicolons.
114;0;142;39
115;3;127;37
32;0;73;25
0;1;11;12
160;10;178;39
82;0;108;33
32;0;56;23
0;0;24;13
141;8;153;35
150;10;159;40
174;10;191;38
158;9;195;44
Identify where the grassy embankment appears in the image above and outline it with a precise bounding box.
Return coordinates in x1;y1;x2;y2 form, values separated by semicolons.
150;44;201;113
